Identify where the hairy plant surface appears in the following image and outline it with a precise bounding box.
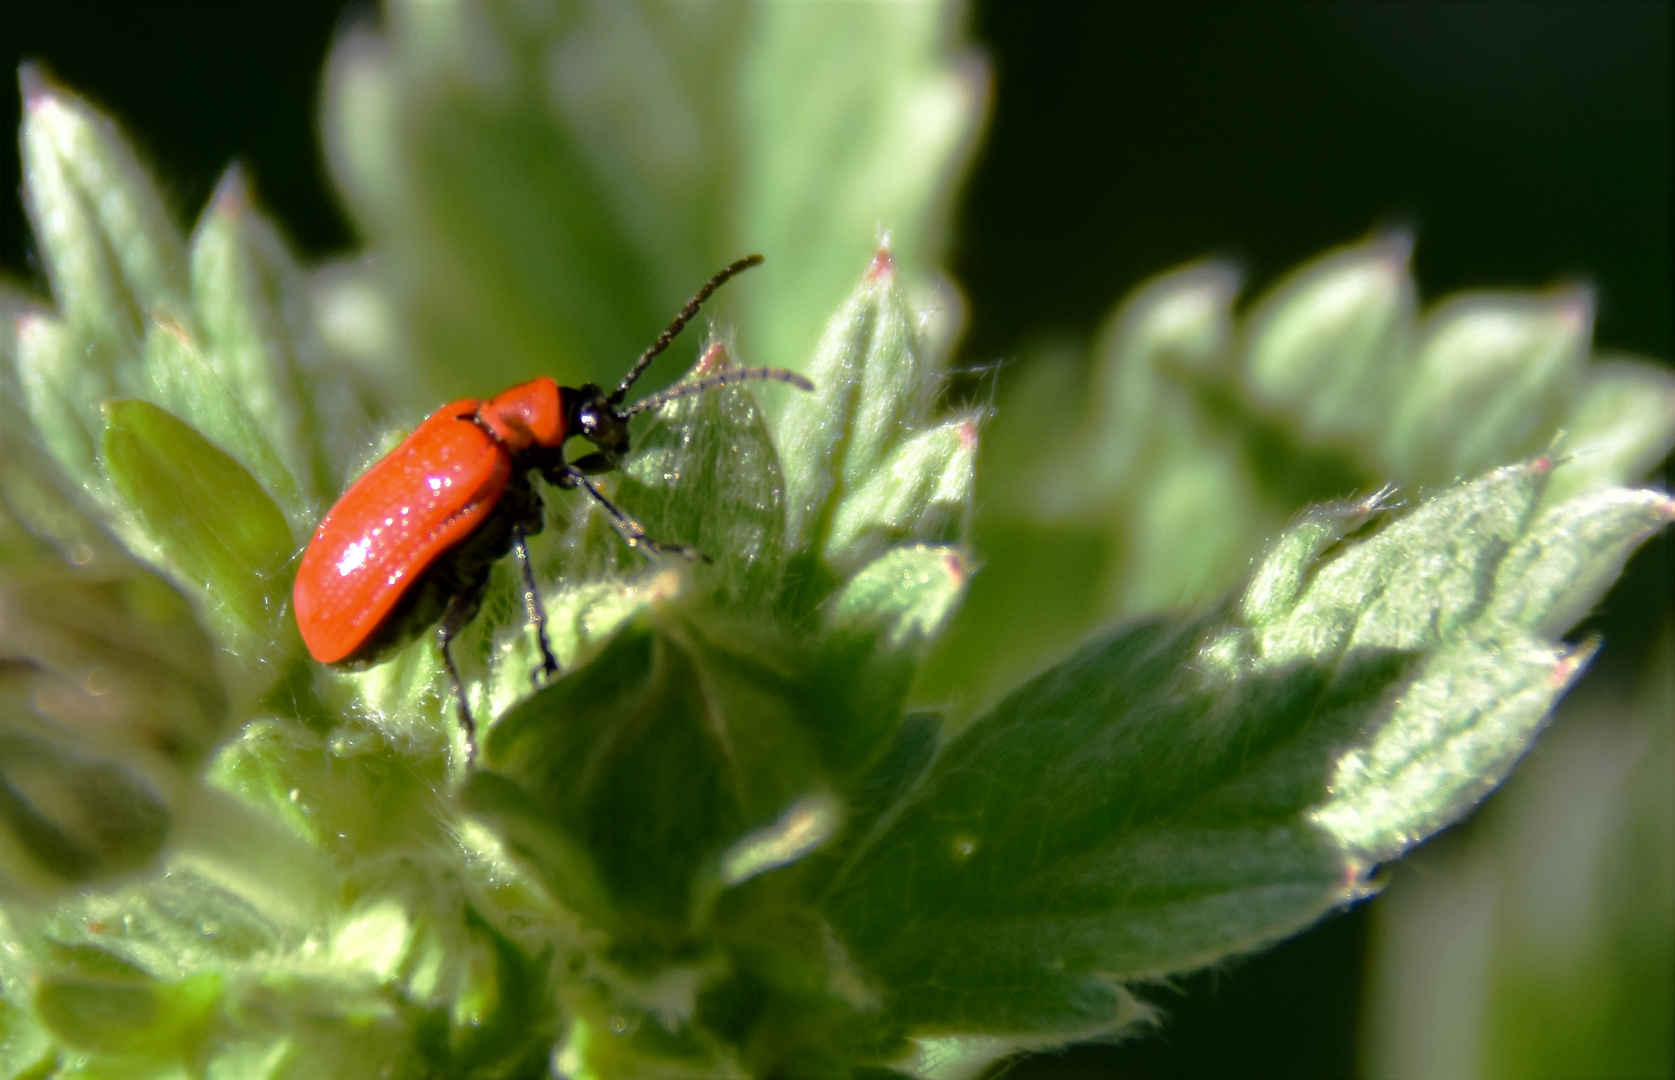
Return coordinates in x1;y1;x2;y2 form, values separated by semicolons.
0;3;1670;1079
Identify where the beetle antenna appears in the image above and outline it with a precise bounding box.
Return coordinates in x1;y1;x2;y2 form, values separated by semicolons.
610;254;765;406
625;366;814;416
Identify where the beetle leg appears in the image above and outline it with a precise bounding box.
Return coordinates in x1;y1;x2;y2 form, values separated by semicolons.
512;522;560;683
559;466;710;564
437;591;482;760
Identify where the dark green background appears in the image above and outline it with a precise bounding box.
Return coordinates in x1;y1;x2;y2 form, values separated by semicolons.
1;3;1669;1077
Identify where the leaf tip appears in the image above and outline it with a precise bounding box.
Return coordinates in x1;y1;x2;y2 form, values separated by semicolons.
1549;282;1595;330
943;546;972;587
210;164;253;218
1551;637;1599;691
1369;227;1416;270
17;60;54;108
868;241;895;283
694;340;729;376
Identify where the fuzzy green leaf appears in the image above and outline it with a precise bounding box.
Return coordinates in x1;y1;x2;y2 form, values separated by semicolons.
189;168;333;509
0;402;121;574
1364;629;1675;1080
1243;232;1414;444
0;553;226;897
620;342;793;607
33;970;221;1058
0;727;173;897
826;416;978;574
1239;489;1392;628
827;463;1667;1039
0;992;54;1078
1385;290;1590;481
1249;464;1546;664
6;10;1669;1074
320;1;985;401
925;234;1675;715
1548;359;1675;503
780;251;968;581
1486;488;1674;637
323;2;728;392
101;400;295;652
19;67;188;355
140;317;303;520
827;616;1383;1034
830;545;970;651
740;3;986;400
469;622;832;942
14;314;106;488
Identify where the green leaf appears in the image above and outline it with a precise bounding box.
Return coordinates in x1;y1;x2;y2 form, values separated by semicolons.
0;557;226;896
1245;463;1545;665
826;616;1383;1034
140;317;303;521
204;1039;293;1080
11;13;1670;1074
0;419;116;577
1364;626;1675;1080
19;66;188;354
922;235;1675;720
1311;628;1585;861
206;719;447;868
0;991;55;1079
1485;487;1674;637
829;545;970;651
1385;289;1591;482
100;400;295;653
319;1;985;400
718;794;844;890
322;2;726;395
826;463;1669;1039
33;970;221;1058
14;314;106;489
0;725;173;895
913;262;1255;711
468;575;662;732
1238;488;1392;628
188;168;331;509
1548;359;1675;503
469;623;831;944
813;546;971;778
1242;232;1415;444
825;416;978;574
620;342;792;607
741;2;986;397
780;252;961;575
780;259;899;553
1072;261;1244;511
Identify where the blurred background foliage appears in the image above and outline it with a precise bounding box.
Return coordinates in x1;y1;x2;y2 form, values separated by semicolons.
0;3;1668;1078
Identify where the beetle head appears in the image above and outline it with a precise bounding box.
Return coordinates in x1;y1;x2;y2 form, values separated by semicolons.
568;383;631;458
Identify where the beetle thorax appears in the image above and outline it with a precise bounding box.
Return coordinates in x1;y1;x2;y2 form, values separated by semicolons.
478;377;564;452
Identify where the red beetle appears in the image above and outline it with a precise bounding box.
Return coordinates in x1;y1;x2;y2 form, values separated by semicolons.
293;256;808;751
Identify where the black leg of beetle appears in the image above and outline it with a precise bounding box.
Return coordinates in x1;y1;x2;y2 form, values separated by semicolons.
511;522;559;684
558;466;709;563
437;592;481;759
